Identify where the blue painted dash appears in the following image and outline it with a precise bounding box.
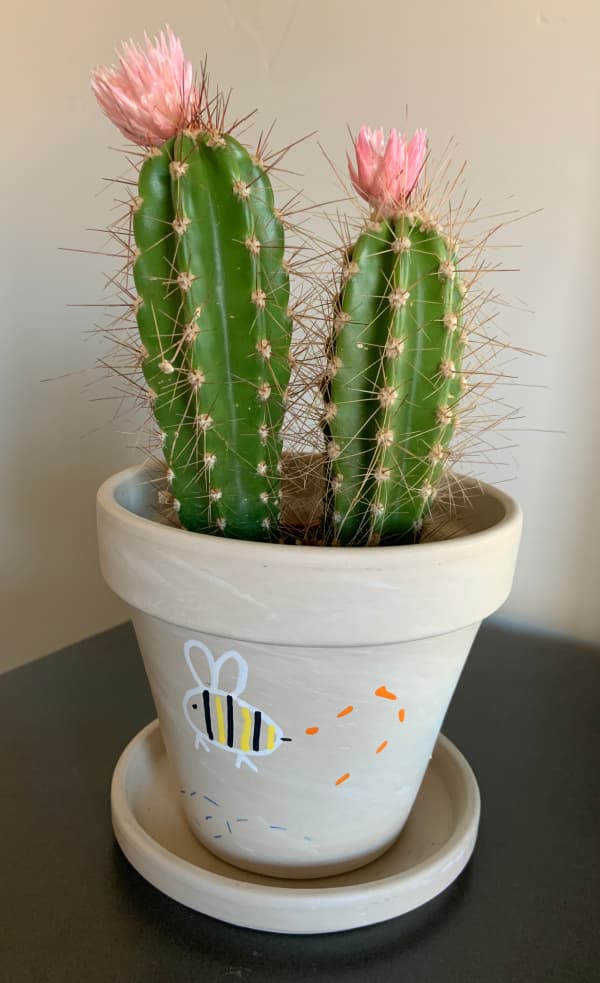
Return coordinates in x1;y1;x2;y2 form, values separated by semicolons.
190;791;197;796
236;818;248;822
226;821;232;834
269;825;287;831
203;795;220;807
205;815;213;821
213;834;223;839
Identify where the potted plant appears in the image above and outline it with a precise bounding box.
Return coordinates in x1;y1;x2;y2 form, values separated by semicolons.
92;29;522;892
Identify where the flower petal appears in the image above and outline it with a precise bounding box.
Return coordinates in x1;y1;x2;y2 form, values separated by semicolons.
347;125;427;214
91;26;200;146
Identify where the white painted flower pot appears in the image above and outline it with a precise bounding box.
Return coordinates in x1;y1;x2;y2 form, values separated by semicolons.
97;465;522;880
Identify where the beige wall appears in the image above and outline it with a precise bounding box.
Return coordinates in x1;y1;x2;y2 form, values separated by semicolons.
2;0;599;672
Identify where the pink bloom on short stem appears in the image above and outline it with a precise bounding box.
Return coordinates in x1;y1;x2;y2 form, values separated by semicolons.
348;126;427;215
91;27;200;146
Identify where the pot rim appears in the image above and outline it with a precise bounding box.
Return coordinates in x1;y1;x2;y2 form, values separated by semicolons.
97;464;522;643
98;464;522;568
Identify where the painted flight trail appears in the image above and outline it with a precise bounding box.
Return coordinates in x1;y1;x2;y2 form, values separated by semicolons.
306;686;407;787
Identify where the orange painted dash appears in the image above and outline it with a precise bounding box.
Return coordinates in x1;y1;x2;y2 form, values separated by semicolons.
337;705;354;718
398;708;406;722
335;772;351;787
305;726;319;735
375;685;397;701
376;740;388;754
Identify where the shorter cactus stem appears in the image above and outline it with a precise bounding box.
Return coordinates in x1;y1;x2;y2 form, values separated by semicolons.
324;211;465;545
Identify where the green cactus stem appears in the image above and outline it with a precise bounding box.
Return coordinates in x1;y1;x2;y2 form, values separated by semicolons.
133;131;292;540
323;213;466;546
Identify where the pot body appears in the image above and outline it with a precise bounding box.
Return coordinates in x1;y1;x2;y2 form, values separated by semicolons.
98;466;522;878
133;611;477;877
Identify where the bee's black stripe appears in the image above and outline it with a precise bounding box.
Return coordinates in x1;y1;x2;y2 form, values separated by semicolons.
226;695;234;748
202;689;213;741
252;711;262;752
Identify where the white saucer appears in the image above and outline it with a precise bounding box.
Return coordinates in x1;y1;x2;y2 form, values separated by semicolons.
111;719;480;934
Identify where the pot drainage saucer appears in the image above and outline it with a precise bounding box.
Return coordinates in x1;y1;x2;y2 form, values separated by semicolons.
111;719;480;934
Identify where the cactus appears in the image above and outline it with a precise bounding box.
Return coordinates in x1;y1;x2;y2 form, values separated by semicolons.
93;31;292;541
90;32;494;550
322;128;466;545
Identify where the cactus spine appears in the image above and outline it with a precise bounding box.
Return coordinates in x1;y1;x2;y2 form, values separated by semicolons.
323;213;465;545
133;132;292;540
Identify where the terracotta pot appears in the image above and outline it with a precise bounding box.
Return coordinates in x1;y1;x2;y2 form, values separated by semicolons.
97;464;522;879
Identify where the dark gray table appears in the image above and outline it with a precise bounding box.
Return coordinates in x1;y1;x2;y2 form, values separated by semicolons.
2;621;598;982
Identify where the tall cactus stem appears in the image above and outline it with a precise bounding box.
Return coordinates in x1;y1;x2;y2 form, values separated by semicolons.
132;132;292;540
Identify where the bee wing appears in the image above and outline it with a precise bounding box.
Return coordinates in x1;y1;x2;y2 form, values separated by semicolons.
213;650;249;698
183;639;216;688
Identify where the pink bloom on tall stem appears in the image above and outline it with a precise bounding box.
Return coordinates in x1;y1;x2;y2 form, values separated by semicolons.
348;127;427;216
91;27;200;147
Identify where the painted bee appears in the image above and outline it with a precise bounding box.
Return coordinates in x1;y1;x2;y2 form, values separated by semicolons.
182;640;290;772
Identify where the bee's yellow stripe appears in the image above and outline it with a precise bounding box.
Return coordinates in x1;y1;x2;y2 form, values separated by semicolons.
240;707;252;752
266;725;276;750
214;696;226;745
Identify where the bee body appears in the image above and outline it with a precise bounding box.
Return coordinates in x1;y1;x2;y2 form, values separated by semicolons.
182;640;287;772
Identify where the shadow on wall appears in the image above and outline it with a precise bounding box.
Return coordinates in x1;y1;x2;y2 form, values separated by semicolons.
504;118;600;644
1;341;133;673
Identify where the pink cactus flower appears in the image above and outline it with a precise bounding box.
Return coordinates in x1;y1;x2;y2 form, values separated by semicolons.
91;27;200;147
348;126;427;216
